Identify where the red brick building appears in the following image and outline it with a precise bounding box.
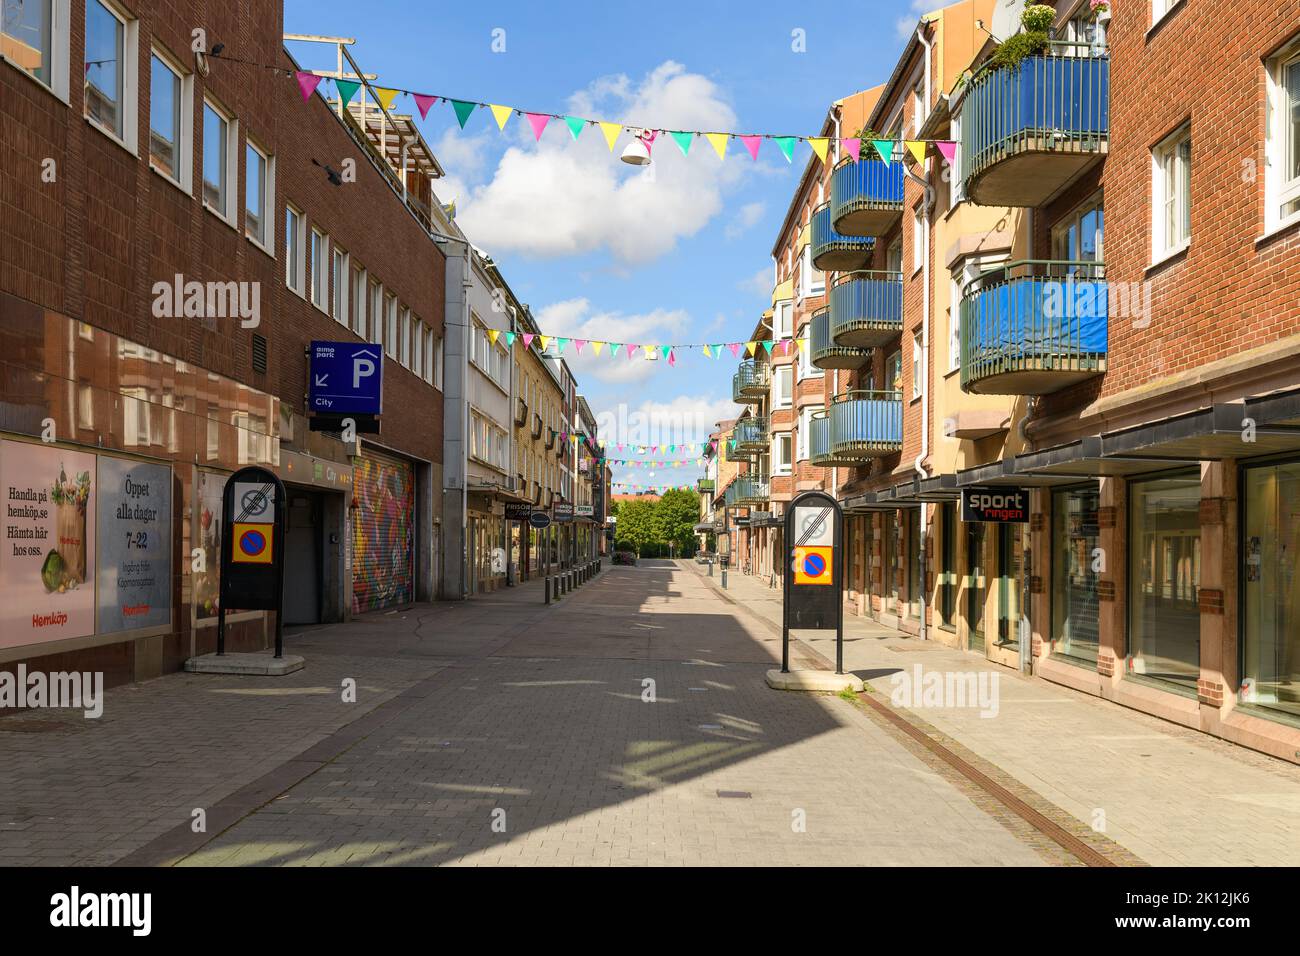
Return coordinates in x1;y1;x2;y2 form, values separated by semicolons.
1;0;446;686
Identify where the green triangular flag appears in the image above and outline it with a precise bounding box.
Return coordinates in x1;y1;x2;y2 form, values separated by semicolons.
450;99;477;129
872;139;895;165
762;340;775;354
660;345;671;360
774;136;796;163
671;131;693;156
335;79;361;107
557;337;569;353
503;331;516;346
713;344;725;359
564;116;586;140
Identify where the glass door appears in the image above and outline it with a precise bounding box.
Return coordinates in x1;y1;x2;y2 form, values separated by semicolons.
967;521;987;652
996;523;1025;649
939;503;957;628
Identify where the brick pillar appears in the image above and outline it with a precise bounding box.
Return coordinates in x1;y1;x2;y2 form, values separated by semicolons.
1096;477;1125;684
1197;461;1237;712
1030;492;1049;660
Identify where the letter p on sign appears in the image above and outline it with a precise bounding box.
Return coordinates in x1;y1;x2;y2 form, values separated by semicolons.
353;355;376;389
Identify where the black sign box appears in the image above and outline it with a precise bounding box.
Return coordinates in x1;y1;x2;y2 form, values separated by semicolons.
961;486;1030;524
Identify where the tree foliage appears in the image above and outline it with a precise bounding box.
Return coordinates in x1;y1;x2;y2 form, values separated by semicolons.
611;490;702;557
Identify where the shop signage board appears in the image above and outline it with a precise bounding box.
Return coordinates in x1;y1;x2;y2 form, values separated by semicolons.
576;504;594;517
553;503;574;522
782;491;844;674
504;503;533;521
96;458;173;634
528;511;552;530
218;467;288;657
961;486;1029;524
307;341;383;416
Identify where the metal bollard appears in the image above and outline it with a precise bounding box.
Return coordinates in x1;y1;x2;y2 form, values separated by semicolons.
708;558;713;578
545;576;551;604
721;566;728;589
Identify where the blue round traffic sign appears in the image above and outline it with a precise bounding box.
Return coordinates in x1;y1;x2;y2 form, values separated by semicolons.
802;552;826;578
239;529;267;557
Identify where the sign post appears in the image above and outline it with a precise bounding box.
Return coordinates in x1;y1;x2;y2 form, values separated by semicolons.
217;466;288;658
782;491;843;674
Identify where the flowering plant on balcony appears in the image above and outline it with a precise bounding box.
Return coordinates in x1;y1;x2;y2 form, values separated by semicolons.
1089;0;1110;15
988;4;1053;71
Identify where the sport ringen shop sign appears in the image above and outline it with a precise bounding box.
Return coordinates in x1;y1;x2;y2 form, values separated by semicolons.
961;487;1029;524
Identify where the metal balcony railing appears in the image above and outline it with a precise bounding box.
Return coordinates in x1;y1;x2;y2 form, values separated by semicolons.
810;307;870;371
959;41;1109;207
828;390;903;458
727;476;769;507
830;271;903;349
959;259;1108;395
811;202;874;272
733;416;769;452
831;156;905;237
732;359;770;403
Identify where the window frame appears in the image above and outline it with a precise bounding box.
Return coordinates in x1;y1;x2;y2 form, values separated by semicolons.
773;364;794;409
331;246;349;326
284;203;306;296
1151;123;1192;263
202;94;239;224
911;203;925;275
309;227;329;312
912;329;924;401
771;431;793;476
1;0;71;101
83;0;138;151
244;137;274;251
1265;38;1300;234
147;45;192;191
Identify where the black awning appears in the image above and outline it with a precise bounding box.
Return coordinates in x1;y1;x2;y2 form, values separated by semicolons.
916;473;960;502
1013;435;1198;480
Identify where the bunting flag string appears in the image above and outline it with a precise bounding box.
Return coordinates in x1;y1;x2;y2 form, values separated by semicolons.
611;482;699;493
210;51;955;169
491;328;811;368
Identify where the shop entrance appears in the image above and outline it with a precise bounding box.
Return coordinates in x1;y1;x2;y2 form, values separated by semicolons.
284;491;323;625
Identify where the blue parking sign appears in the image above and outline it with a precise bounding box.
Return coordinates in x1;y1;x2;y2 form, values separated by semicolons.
308;341;383;416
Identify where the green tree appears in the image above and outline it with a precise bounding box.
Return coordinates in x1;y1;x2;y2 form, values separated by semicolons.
654;489;701;556
614;498;657;555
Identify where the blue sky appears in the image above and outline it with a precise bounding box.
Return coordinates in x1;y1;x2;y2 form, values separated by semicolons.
285;0;927;489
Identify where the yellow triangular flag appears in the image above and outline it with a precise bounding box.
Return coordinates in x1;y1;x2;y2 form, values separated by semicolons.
808;137;830;163
599;122;622;151
591;341;605;356
798;338;808;353
905;140;927;165
374;87;400;110
490;104;513;130
705;133;729;160
643;345;655;359
745;341;757;356
701;344;712;359
488;329;500;345
538;335;550;351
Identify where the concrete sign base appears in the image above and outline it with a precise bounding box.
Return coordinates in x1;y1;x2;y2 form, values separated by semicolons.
765;669;864;693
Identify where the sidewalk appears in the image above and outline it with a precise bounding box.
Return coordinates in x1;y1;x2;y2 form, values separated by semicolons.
686;561;1300;866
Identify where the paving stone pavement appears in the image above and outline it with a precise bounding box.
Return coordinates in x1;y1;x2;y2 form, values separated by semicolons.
692;561;1300;867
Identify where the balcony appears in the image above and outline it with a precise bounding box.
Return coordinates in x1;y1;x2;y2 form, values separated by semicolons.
829;271;903;349
809;308;869;370
726;476;769;507
960;43;1109;208
959;260;1108;395
827;390;903;459
733;417;768;453
809;411;861;467
810;202;873;272
515;397;528;427
731;359;770;404
830;157;904;237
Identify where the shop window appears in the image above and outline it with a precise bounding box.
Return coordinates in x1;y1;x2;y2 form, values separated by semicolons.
1052;484;1101;663
1240;460;1300;717
1128;472;1201;688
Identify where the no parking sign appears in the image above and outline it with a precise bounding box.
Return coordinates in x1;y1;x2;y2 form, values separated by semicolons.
218;466;288;657
782;491;844;674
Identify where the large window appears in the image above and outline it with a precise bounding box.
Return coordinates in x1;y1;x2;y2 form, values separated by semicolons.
284;204;305;294
203;97;237;221
1051;195;1105;266
798;323;821;379
310;228;328;310
149;49;190;187
772;432;792;476
331;247;348;325
911;329;923;400
1152;125;1192;260
1241;459;1300;718
1128;472;1201;688
773;364;793;408
1266;39;1300;231
911;204;925;274
3;0;69;96
775;301;793;339
85;0;135;144
350;263;366;337
1052;485;1101;663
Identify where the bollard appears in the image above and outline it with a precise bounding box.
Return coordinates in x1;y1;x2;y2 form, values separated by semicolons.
721;566;728;589
708;558;713;578
545;576;551;605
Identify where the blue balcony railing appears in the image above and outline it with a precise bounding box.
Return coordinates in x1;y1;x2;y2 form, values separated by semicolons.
829;390;903;459
831;157;904;237
733;416;769;451
731;359;769;403
959;259;1108;395
811;202;873;272
810;307;869;371
809;412;856;467
960;42;1109;207
829;271;903;349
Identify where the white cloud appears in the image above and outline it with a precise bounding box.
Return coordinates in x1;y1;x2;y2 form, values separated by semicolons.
594;393;742;451
896;0;931;39
445;62;746;265
536;297;693;385
725;201;766;240
736;266;771;298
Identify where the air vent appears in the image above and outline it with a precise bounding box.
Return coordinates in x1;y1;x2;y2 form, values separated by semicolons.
251;333;268;374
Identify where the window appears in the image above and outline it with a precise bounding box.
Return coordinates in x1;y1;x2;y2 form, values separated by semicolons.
949;274;962;372
911;204;925;273
3;0;70;97
412;321;424;378
284;204;305;294
1266;40;1300;230
912;329;924;400
773;365;793;408
798;323;822;379
1052;195;1105;266
1152;0;1183;28
775;300;793;338
385;294;398;358
802;244;824;297
887;350;903;393
911;78;925;135
84;0;136;145
310;228;328;309
949;112;965;203
149;49;191;187
331;247;348;325
797;406;821;460
350;264;366;337
886;237;903;274
203;97;237;221
1052;484;1101;663
425;330;436;385
772;433;792;476
245;140;273;248
1241;458;1300;718
369;281;383;346
1152;125;1192;260
400;307;411;366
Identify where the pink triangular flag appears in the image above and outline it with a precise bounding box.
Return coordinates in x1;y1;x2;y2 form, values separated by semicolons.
728;343;742;358
667;349;676;367
740;135;762;161
522;333;535;348
413;94;438;120
841;138;861;161
936;140;957;166
524;112;551;141
295;71;323;101
626;344;638;358
573;339;587;353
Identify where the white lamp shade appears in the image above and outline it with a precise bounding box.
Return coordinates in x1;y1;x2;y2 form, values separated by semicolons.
620;139;652;166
